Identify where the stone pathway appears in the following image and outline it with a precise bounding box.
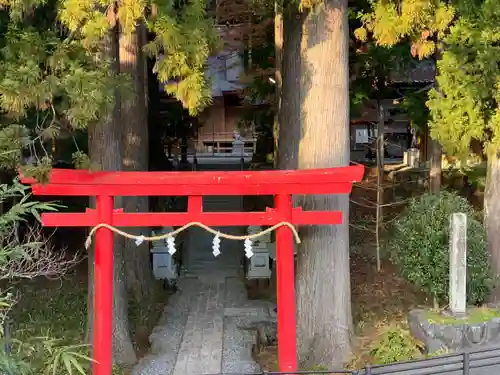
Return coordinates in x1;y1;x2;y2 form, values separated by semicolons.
133;195;276;375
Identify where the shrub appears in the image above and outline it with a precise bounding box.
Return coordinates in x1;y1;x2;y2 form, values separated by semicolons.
387;190;493;306
369;325;423;364
0;181;89;375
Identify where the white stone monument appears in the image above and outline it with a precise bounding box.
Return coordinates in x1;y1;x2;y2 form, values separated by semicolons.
449;213;467;316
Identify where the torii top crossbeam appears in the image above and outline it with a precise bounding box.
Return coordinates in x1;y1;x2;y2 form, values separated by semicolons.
22;165;363;196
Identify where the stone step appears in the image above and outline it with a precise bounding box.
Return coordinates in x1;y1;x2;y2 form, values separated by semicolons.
172;281;225;375
222;361;260;374
183;271;241;279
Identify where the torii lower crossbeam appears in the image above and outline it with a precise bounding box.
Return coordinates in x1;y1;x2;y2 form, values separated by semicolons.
20;165;364;375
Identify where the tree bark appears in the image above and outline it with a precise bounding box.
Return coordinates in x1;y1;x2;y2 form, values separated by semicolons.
429;52;442;194
277;5;303;171
120;24;156;302
272;0;283;168
429;138;442;193
376;99;384;271
485;153;500;300
87;21;137;366
280;0;352;367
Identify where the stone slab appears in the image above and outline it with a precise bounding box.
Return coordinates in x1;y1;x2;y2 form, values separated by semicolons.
133;181;261;375
408;309;500;354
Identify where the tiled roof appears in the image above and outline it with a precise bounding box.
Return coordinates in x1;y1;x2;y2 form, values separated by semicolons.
389;60;435;83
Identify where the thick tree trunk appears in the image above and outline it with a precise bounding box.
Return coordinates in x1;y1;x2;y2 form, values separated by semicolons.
485;154;500;300
269;0;284;293
280;0;352;367
87;23;137;365
120;24;156;302
273;1;283;168
277;6;303;171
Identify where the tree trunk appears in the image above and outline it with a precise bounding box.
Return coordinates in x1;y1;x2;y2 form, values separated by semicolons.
376;99;384;271
429;138;442;193
277;6;303;171
485;153;500;300
120;24;156;302
284;0;352;367
429;52;442;194
269;0;284;293
273;0;283;168
87;22;137;365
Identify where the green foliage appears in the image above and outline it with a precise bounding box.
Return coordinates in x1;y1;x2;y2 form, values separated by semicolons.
3;337;91;375
349;41;413;112
0;179;89;374
387;191;493;305
358;0;500;157
427;0;500;156
401;90;430;134
58;0;218;115
369;325;423;364
349;1;426;119
0;0;219;172
426;307;500;325
0;12;124;169
0;180;59;235
356;0;455;59
0;26;122;124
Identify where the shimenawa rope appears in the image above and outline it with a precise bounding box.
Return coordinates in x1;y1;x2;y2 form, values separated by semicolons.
84;221;301;249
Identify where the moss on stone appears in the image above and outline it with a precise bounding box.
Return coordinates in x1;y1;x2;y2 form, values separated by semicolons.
426;307;500;325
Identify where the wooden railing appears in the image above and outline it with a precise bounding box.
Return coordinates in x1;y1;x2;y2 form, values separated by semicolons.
194;132;257;154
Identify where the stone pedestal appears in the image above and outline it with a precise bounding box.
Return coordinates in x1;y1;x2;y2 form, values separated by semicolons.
232;140;244;156
408;309;500;353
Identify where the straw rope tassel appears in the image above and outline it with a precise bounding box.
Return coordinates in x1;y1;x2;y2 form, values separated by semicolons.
84;221;301;249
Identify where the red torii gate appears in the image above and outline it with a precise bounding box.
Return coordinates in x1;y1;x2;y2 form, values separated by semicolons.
20;165;364;375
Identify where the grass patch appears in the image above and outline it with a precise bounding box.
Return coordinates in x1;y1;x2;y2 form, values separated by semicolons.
10;272;87;342
426;307;500;325
8;264;167;375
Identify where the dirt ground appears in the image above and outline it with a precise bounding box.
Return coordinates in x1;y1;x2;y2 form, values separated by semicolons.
253;175;429;370
253;253;427;371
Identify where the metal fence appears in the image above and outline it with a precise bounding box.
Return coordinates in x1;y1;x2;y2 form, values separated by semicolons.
202;346;500;375
362;345;500;374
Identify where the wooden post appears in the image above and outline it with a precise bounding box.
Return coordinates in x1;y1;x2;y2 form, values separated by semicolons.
275;194;297;372
93;195;114;375
449;212;467;316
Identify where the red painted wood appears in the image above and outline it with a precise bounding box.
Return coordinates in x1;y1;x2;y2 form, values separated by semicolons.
18;164;365;375
275;194;297;372
40;210;343;227
21;165;364;186
188;196;203;213
93;195;114;375
30;182;355;196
